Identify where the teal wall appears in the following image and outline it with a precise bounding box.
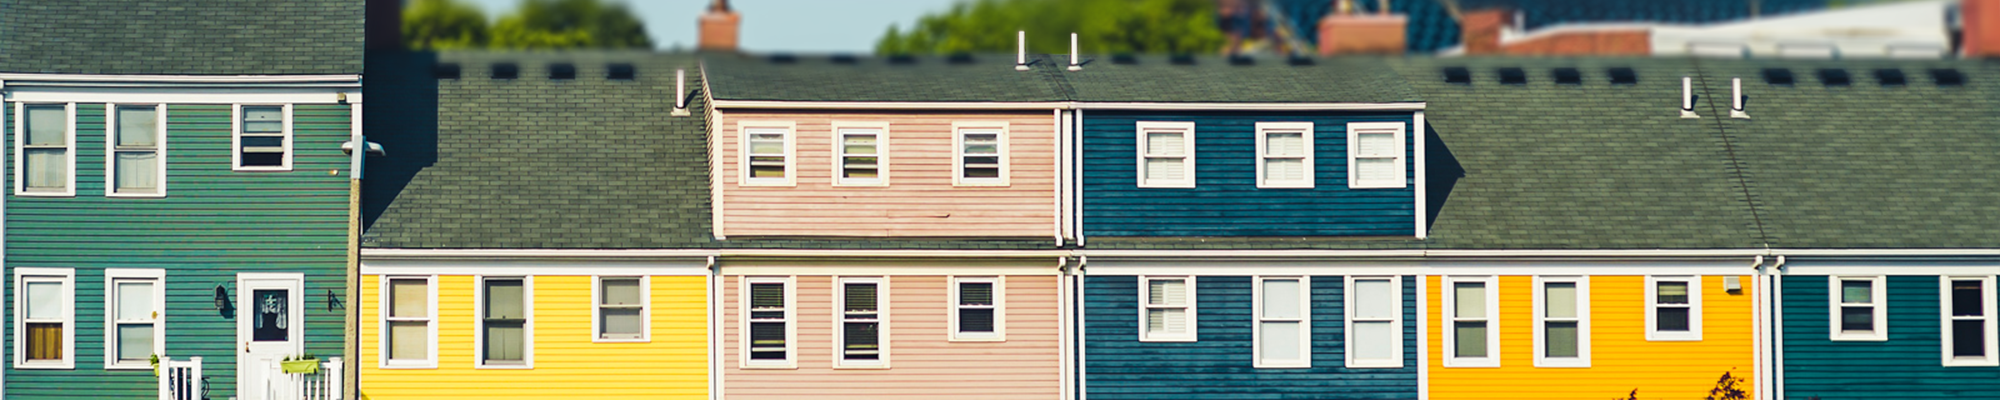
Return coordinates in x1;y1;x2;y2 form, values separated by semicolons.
1781;275;2000;400
3;103;351;399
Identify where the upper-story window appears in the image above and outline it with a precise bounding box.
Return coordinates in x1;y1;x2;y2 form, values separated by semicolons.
1140;276;1196;342
1944;276;1998;366
16;103;75;196
1256;122;1314;188
382;276;437;368
950;277;1004;341
954;124;1008;186
234;105;291;171
1831;276;1887;341
1445;275;1499;367
104;269;164;370
837;277;886;367
833;123;888;186
1347;121;1406;189
1535;276;1591;367
109;104;166;197
1346;276;1402;368
15;267;74;369
743;277;795;368
1646;276;1702;341
478;277;531;368
1253;276;1310;368
595;277;647;342
740;123;796;186
1136;121;1196;188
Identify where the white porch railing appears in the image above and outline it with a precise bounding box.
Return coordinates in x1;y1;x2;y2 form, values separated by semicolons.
158;356;204;400
265;357;343;400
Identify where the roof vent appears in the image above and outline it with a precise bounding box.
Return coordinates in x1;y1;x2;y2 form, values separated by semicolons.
830;54;858;64
491;63;519;80
1680;76;1700;119
549;63;577;80
887;55;917;65
433;63;461;80
1816;68;1850;86
1286;55;1314;66
1762;68;1794;86
1930;68;1965;86
768;54;798;64
1169;54;1196;65
1497;67;1527;85
1607;67;1637;85
1442;67;1471;84
948;53;976;64
1874;68;1906;86
608;63;636;80
1228;55;1254;66
1111;54;1137;65
1552;68;1582;85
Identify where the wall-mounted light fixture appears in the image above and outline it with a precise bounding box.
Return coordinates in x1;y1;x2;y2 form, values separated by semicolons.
213;285;233;316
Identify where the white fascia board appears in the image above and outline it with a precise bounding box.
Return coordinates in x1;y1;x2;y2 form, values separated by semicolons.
0;73;361;85
1074;102;1425;111
6;87;355;104
361;248;1069;259
362;259;711;276
709;100;1427;112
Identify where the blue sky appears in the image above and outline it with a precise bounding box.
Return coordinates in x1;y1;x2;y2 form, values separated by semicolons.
463;0;961;53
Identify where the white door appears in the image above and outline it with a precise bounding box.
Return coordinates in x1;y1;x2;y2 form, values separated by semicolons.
236;273;304;400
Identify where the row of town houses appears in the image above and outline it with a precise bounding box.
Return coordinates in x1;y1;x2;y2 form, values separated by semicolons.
4;1;2000;400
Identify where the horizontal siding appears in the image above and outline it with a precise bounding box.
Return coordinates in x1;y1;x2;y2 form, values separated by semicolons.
719;111;1057;238
1083;275;1419;400
722;274;1061;399
1781;275;2000;399
1080;111;1417;237
359;275;709;399
5;103;351;400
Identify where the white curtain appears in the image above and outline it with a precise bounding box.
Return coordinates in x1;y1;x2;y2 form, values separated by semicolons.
116;153;157;191
117;325;153;361
1454;282;1485;319
391;280;428;318
389;321;427;360
1354;321;1395;360
24;149;67;190
1260;321;1301;361
116;282;152;321
1545;283;1577;318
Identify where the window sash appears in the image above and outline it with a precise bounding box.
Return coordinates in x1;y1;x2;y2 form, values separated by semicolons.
21;104;72;194
1535;277;1589;366
1346;277;1401;368
234;105;288;169
383;277;432;365
479;278;527;365
1945;277;1995;365
743;127;791;182
952;278;1002;340
19;273;71;366
837;129;883;182
1138;124;1195;187
1257;123;1314;188
1141;277;1194;341
838;279;884;364
597;277;644;340
744;278;793;365
1254;277;1309;368
957;129;1004;182
1646;277;1702;341
1346;122;1406;189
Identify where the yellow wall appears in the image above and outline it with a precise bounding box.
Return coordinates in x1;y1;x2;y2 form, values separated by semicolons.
1427;275;1757;400
360;275;710;399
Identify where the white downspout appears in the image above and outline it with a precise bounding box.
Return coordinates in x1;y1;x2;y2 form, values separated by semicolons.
708;255;720;400
1073;109;1085;247
1053;109;1064;246
1076;255;1088;400
1750;254;1765;400
1056;256;1071;400
1769;255;1786;400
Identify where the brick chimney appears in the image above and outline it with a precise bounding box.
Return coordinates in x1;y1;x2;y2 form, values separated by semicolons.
1461;9;1511;55
1317;14;1408;55
699;0;742;52
1964;0;2000;57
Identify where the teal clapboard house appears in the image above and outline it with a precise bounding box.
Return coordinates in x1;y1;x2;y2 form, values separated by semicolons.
0;1;364;399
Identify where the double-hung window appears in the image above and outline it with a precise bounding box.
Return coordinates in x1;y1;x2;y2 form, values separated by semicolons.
1943;276;1998;366
105;269;165;369
837;277;886;367
596;277;647;342
1831;276;1887;341
1445;275;1499;367
478;277;530;368
834;124;887;186
1346;276;1402;368
741;124;795;186
1646;276;1703;341
1534;276;1591;367
15;267;74;369
1256;122;1314;188
1136;121;1196;188
1254;276;1310;368
1139;276;1196;342
951;277;1004;341
743;277;795;367
954;125;1007;186
108;104;166;196
382;276;436;368
16;103;75;196
233;105;291;171
1346;121;1406;189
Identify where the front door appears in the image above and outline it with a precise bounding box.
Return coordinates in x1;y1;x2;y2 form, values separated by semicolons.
236;273;304;400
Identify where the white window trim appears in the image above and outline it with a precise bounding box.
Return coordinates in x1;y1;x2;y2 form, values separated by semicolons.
1346;121;1407;189
1645;275;1704;341
1135;121;1196;188
14;102;78;197
830;121;890;187
833;276;890;369
1252;276;1311;368
378;275;439;369
230;103;293;172
1829;275;1888;341
738;121;797;187
592;276;651;343
740;276;797;369
951;122;1011;187
102;268;166;370
1255;121;1315;189
1138;276;1197;342
949;276;1006;342
14;267;75;369
1532;275;1592;368
1942;276;1999;367
1345;275;1404;369
1443;275;1500;367
473;275;534;369
104;103;168;198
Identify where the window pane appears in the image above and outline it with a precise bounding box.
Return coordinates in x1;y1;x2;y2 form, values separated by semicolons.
115;152;158;191
1259;321;1301;361
24;148;68;190
484;279;524;319
1149;279;1186;306
1840;306;1873;332
602;278;641;306
1954;320;1986;357
389;321;428;360
1545;282;1577;319
26;106;66;146
601;309;642;337
1145;158;1185;181
251;290;289;342
749;156;786;178
117;324;153;361
1356;158;1398;183
1656;282;1690;305
240;152;284;167
1354;279;1397;320
1953;281;1985;317
1453;282;1485;319
1148;309;1186;334
116;282;153;321
484;323;524;362
1354;320;1396;360
844;322;879;359
1261;279;1301;319
26;281;61;320
242;107;283;133
1842;280;1873;304
962;133;999;155
842;132;877;155
959;308;995;333
390;279;428;318
1357;132;1396;157
1657;307;1691;332
749;321;786;359
1145;132;1184;156
117;107;158;147
843;157;879;178
1454;321;1487;357
749;282;785;320
958;282;993;306
1265;132;1304;156
748;134;785;154
1265;159;1305;182
27;323;62;360
845;283;877;313
1546;321;1579;357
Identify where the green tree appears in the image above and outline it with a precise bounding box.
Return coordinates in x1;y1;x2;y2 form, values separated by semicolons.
876;0;1225;55
488;0;653;49
403;0;490;50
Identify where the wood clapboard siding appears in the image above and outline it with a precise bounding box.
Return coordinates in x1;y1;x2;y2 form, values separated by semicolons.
717;111;1057;237
721;274;1061;399
1082;275;1420;400
1080;111;1417;237
3;103;352;400
358;275;710;399
1781;275;2000;399
1426;275;1758;400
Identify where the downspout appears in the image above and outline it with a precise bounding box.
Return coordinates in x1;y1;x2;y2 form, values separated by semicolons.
1056;256;1071;400
1;78;9;400
1076;255;1088;400
1768;255;1786;400
1074;109;1085;247
1750;254;1765;400
344;90;363;400
1053;108;1064;246
708;255;720;400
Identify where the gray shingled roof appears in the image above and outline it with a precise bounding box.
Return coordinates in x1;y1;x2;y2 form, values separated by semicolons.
703;53;1070;102
1058;55;1420;103
0;0;363;75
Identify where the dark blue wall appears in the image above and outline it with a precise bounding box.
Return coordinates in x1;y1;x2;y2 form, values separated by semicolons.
1781;275;2000;400
1082;275;1419;400
1080;111;1417;237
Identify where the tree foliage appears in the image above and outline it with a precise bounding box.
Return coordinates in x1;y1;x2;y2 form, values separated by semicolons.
876;0;1225;55
403;0;653;50
403;0;489;50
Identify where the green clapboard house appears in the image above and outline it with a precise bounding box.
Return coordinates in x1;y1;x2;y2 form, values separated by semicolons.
0;0;365;399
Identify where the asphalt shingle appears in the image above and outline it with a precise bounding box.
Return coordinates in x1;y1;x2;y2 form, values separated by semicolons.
0;0;363;75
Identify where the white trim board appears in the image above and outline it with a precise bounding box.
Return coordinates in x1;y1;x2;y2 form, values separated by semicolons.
5;87;356;104
723;265;1060;277
708;100;1427;111
362;260;710;276
0;73;362;84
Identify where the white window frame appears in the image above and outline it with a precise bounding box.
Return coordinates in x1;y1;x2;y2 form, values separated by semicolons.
1255;122;1315;189
14;102;78;197
833;276;889;369
1942;276;1999;367
1443;275;1500;367
1344;275;1403;369
379;275;439;369
1645;276;1704;341
952;122;1010;186
1532;275;1592;368
740;276;797;369
1830;275;1888;341
14;267;75;369
1252;276;1311;369
830;122;889;187
1138;276;1197;342
102;268;166;370
592;276;650;343
738;122;797;187
473;275;534;369
230;104;293;172
949;276;1006;342
104;103;168;197
1135;121;1196;188
1346;121;1407;189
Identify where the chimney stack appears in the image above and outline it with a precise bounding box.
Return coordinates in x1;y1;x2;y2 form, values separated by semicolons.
1461;9;1512;55
699;0;741;52
1964;0;2000;57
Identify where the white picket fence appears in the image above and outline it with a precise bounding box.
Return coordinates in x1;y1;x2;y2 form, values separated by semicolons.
266;357;344;400
157;356;204;400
